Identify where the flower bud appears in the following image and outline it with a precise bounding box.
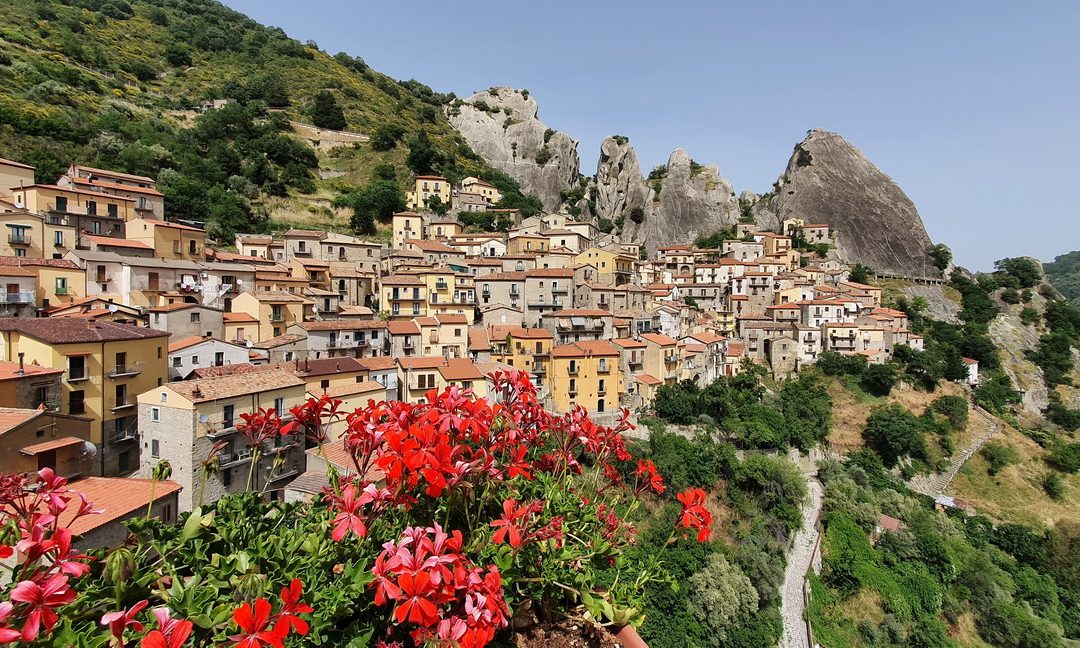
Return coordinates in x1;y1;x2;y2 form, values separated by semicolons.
104;547;136;584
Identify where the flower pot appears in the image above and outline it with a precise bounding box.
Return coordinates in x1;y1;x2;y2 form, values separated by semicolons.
615;624;649;648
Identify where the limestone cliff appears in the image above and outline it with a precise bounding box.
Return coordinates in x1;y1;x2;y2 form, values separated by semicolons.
447;88;579;211
583;137;739;252
756;129;938;278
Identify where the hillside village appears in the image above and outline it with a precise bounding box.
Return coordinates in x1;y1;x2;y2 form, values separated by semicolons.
0;154;974;534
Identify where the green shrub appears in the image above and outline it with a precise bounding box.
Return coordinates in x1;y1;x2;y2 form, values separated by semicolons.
534;146;552;165
981;442;1018;475
930;395;969;430
1021;307;1041;326
629;207;645;224
863;404;926;467
817;351;867;377
860;363;899;397
1043;473;1065;501
1046;441;1080;473
1001;288;1021;304
849;264;872;284
995;257;1043;289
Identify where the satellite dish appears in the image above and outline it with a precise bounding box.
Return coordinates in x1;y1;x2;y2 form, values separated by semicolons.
79;441;98;458
245;340;253;348
108;305;118;313
236;279;243;285
198;414;209;423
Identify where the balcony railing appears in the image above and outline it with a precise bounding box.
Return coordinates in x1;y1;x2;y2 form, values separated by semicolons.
533;364;547;375
110;397;136;412
8;234;31;246
207;423;237;439
293;248;313;257
0;292;34;304
110;426;138;444
55;286;69;296
269;313;285;322
220;449;254;468
107;363;142;379
551;286;568;294
597;364;611;374
402;338;415;348
65;370;89;383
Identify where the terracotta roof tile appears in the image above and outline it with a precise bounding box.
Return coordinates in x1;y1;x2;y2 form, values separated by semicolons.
167;368;304;403
61;477;181;536
0;318;168;344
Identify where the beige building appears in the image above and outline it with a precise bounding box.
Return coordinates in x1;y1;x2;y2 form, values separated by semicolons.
0;318;169;476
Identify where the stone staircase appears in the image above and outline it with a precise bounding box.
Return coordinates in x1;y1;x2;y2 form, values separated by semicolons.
909;405;1002;497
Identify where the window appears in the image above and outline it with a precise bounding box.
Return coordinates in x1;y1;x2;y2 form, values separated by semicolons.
418;374;436;389
55;277;67;294
598;359;608;373
157;347;162;359
273;397;284;413
55;196;68;212
118;451;130;474
33;386;48;408
160;391;167;403
115;352;126;371
67;356;86;380
150;406;160;422
151;439;160;458
214;352;224;366
172;357;182;367
96;265;107;283
223;404;235;429
189;240;197;255
320;379;330;389
53;231;63;247
115;384;127;407
69;390;85;415
107;204;118;218
190;312;200;323
222;467;232;487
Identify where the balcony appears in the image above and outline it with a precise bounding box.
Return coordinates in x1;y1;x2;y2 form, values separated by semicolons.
435;281;448;290
8;233;31;246
207;423;238;439
597;386;607;396
597;364;611;374
220;449;254;468
568;387;578;397
55;286;69;296
0;292;34;304
65;370;90;384
402;338;415;349
269;313;285;323
533;364;547;375
110;398;136;412
110;426;138;444
293;248;313;257
429;333;440;344
551;286;568;295
568;366;579;375
107;363;142;379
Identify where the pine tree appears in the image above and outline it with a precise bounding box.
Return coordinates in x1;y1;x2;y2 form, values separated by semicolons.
311;91;346;130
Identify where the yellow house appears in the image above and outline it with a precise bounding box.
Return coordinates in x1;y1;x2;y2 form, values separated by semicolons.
0;157;36;196
391;212;423;250
11;184;135;222
549;340;622;415
420;267;455;310
639;333;681;385
428;217;462;240
506;234;548;255
223;312;259;344
0;210;78;259
406;176;451;211
489;326;553;388
381;275;428;318
0;318;168;477
231;291;311;340
126;218;207;261
460;177;502;204
575;246;635;284
0;257;86;309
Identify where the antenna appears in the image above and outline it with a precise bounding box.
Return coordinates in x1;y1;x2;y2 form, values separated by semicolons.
108;304;118;313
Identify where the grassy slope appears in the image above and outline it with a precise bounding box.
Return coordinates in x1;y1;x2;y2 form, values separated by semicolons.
0;0;494;232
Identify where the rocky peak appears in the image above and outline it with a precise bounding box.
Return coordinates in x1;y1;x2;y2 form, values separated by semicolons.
447;88;579;211
583;137;739;253
756;129;938;278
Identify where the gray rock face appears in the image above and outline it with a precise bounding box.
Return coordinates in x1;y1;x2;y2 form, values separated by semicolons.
447;88;579;211
761;129;938;278
584;137;739;252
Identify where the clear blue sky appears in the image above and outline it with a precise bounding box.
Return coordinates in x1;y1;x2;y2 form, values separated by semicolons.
223;0;1079;271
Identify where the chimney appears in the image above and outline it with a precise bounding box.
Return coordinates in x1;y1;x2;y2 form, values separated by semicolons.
16;352;25;375
304;358;309;372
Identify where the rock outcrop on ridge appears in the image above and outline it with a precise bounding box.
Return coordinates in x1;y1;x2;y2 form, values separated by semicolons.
753;129;938;278
583;137;740;252
447;88;579;212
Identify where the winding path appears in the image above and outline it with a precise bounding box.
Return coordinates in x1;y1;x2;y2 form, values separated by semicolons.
779;478;823;648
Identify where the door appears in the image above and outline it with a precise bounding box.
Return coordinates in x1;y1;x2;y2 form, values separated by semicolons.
37;450;56;472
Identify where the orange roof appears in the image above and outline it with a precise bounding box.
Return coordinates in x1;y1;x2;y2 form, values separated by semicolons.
84;235;153;250
525;268;574;278
71;164;155;184
506;327;553;340
20;435;86;454
551;340;619;358
224;312;258;323
634;373;661;386
0;407;45;435
725;342;746;357
387;321;421;335
356;356;396;371
435;313;468;325
0;266;34;277
69;176;163;196
548;309;610;317
479;271;527;281
137;219;204;232
14;184;136;201
404;239;460;254
437;358;484;381
639;333;677;346
168;336;211;352
0;361;63;381
61;477;182;536
468;328;491;351
612;338;646;349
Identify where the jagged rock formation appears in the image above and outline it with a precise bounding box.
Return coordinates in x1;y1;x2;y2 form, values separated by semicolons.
447;88;579;211
582;137;739;252
754;130;938;278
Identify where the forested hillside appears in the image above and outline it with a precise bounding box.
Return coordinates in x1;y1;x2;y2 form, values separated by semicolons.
0;0;540;240
1045;250;1080;307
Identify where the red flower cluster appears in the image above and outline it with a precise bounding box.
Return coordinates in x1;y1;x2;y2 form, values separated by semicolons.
141;607;194;648
324;481;393;542
229;578;313;648
633;459;665;495
235;407;293;449
289;393;344;446
372;524;509;647
0;468;100;643
490;498;564;549
676;488;713;542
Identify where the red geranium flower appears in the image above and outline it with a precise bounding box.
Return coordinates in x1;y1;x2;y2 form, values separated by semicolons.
10;574;76;641
229;598;287;648
277;579;313;636
676;488;713;542
634;459;665;495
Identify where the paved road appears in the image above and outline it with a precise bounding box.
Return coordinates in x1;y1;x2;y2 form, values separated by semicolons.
779;478;823;648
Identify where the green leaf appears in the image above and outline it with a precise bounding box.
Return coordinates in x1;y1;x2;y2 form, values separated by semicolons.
181;507;203;542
